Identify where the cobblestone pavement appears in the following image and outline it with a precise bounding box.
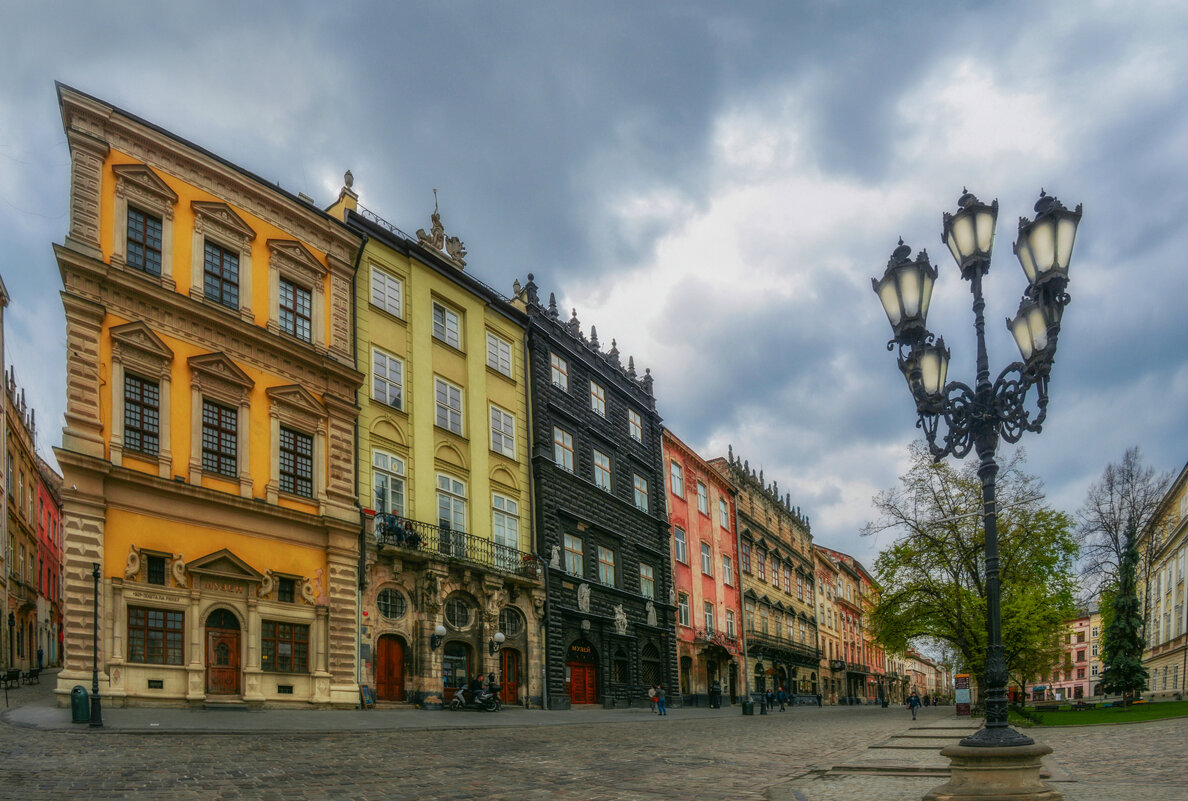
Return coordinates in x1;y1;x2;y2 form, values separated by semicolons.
2;679;1184;801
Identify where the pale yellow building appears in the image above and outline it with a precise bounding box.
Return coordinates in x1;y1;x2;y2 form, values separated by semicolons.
1140;460;1188;699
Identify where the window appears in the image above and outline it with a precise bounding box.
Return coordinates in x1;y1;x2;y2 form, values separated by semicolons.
1091;664;1098;676
760;606;769;634
261;621;309;673
639;563;655;599
598;546;616;586
279;427;313;498
377;588;406;620
500;608;524;637
797;574;805;601
590;381;606;416
633;474;649;512
445;597;473;629
563;533;583;576
677;593;690;627
146;555;166;586
628;409;642;442
203;241;239;309
371;348;403;409
490;405;516;458
741;541;752;573
700;542;713;575
784;565;792;594
278;578;295;603
432;303;461;348
201;400;237;477
593;450;612;492
127;607;184;665
123;374;160;456
726;609;736;638
434;378;463;435
722;555;733;585
372;450;405;516
279;278;312;342
552;427;574;471
697;482;708;514
1077;668;1085;679
436;474;466;532
126;207;163;275
758;550;767;581
1091;643;1099;657
719;498;730;528
492;493;519;569
371;267;402;317
704;602;715;632
669;461;684;496
550;353;568;390
1076;631;1085;643
486;332;512;376
674;527;687;563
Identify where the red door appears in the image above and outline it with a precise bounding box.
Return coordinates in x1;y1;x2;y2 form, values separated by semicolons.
568;662;598;704
205;629;240;695
500;648;520;705
376;635;405;701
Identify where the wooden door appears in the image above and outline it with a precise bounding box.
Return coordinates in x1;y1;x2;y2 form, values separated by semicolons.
205;628;240;695
568;662;597;704
376;635;405;701
500;648;520;705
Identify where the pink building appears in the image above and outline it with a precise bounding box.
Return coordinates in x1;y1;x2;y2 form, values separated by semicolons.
35;457;62;667
663;429;743;705
1026;612;1093;701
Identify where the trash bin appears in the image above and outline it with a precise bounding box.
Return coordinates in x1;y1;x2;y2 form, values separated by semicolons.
741;698;754;715
71;685;89;724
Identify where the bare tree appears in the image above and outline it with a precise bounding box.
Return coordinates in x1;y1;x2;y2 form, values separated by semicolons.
1076;447;1170;593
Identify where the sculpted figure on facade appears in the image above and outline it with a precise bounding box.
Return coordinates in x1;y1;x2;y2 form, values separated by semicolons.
646;601;657;627
171;554;188;588
124;545;141;580
301;576;317;605
259;569;275;599
577;582;590;612
613;604;628;635
549;545;561;569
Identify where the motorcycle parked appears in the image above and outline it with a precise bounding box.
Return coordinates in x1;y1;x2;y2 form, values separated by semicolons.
449;685;502;712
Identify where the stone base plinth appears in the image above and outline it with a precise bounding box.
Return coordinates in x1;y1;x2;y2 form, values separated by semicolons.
924;742;1061;801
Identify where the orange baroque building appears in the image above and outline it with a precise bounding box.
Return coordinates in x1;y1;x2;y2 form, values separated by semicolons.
662;429;743;706
52;85;364;707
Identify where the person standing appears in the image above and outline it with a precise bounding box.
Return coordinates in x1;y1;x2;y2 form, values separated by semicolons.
648;684;657;713
908;691;921;720
37;647;44;670
710;679;721;709
777;686;787;712
656;684;667;716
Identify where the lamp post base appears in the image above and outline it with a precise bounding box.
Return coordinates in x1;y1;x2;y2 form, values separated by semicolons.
923;742;1060;801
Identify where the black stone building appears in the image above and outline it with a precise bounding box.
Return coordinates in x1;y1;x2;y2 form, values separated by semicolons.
514;275;676;709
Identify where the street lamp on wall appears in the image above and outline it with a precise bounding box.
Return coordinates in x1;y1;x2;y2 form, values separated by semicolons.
489;631;505;656
429;624;447;650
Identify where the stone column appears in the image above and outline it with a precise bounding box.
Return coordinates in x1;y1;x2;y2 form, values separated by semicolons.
64;128;108;261
243;596;264;705
238;399;252;498
185;587;204;705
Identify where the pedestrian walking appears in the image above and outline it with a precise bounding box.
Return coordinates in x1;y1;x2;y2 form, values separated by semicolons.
777;686;787;712
37;647;44;670
648;684;657;713
908;691;921;720
656;683;667;716
709;679;721;709
816;692;822;707
764;689;774;711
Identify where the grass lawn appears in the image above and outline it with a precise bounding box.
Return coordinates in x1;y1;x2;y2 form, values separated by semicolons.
1012;700;1188;726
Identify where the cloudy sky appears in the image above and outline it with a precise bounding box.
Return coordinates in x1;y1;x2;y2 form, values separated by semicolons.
2;1;1185;573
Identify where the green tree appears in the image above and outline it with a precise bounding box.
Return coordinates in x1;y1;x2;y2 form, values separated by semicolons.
865;443;1078;699
1098;520;1148;708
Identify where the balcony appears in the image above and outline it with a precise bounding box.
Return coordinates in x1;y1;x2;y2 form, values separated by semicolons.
694;628;741;654
746;627;821;664
374;513;541;580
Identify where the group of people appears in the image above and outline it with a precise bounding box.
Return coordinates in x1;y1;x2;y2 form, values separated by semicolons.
460;672;499;703
646;684;668;715
761;686;792;711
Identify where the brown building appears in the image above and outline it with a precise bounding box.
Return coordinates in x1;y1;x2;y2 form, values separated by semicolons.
5;369;42;673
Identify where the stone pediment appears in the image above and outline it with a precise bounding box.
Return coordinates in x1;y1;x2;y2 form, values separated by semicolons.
113;163;178;204
187;548;264;582
268;239;326;280
191;200;257;241
266;384;326;417
743;588;759;600
772;600;786;611
110;321;174;360
188;352;255;390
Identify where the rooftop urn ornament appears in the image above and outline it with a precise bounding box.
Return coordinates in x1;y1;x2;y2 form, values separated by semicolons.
344;170;354;189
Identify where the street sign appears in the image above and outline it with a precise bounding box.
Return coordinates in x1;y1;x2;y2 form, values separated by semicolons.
955;673;971;717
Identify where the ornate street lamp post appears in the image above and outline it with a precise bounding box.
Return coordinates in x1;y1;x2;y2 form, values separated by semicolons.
874;190;1081;800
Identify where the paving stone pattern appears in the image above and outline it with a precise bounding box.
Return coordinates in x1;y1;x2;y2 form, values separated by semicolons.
1;677;1184;800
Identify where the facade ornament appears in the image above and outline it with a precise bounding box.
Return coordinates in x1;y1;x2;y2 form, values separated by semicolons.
415;189;466;266
532;591;546;618
581;618;591;633
668;585;676;605
512;278;522;296
344;170;353;189
171;554;187;588
301;576;317;605
589;325;599;349
646;601;657;627
549;546;561;569
524;273;539;305
567;308;581;337
547;291;558;317
314;568;328;605
421;571;441;611
577;582;591;612
607;339;620;366
124;544;141;580
259;569;275;599
641;368;653;396
627;356;636;377
613;604;628;635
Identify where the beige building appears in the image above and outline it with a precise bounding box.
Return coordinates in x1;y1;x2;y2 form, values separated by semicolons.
1140;460;1188;699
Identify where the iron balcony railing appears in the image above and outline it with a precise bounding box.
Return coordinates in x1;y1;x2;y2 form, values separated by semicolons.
374;513;541;579
694;628;741;651
745;627;822;663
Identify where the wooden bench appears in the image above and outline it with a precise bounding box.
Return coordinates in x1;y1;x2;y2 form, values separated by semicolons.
1072;701;1096;710
1;668;21;690
1034;703;1060;712
21;667;40;685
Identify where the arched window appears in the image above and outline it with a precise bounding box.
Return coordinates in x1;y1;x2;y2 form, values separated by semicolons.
641;642;662;686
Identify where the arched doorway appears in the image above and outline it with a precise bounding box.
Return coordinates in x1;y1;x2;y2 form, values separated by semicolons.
500;648;520;705
442;641;472;702
566;639;598;704
376;634;405;701
205;608;240;695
